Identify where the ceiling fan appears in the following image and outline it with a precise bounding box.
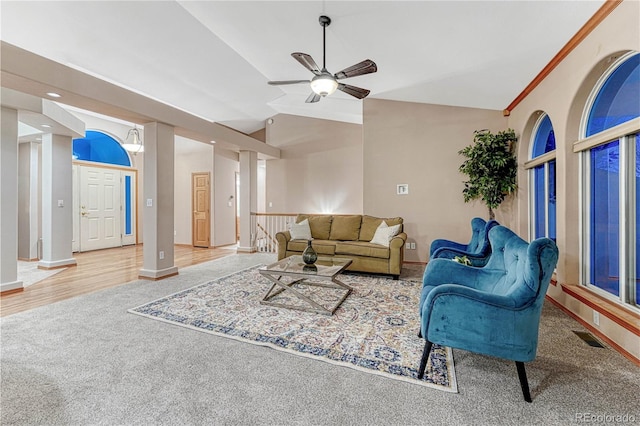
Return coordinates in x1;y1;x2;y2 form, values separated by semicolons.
268;15;377;103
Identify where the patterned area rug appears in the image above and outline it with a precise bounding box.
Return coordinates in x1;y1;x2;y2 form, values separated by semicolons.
129;265;456;393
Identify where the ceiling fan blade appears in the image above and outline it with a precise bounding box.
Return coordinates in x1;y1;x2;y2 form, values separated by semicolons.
334;59;377;80
305;92;322;103
268;80;310;86
292;52;322;75
337;83;370;99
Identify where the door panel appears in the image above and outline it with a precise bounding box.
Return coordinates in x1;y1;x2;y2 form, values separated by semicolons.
192;172;210;248
80;166;122;251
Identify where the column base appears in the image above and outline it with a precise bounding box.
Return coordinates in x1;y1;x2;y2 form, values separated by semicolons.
139;266;179;280
237;246;257;253
1;280;24;294
38;258;77;269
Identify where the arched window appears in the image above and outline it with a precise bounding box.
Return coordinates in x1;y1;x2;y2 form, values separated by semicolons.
528;113;556;242
578;52;639;310
72;130;131;167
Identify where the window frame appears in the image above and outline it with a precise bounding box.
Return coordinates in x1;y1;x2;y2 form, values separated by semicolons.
525;112;557;242
576;50;640;312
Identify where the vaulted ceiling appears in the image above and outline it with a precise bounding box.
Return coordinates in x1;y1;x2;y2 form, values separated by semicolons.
1;1;605;136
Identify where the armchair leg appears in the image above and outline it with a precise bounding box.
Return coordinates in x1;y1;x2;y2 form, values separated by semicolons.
417;340;433;379
515;361;532;403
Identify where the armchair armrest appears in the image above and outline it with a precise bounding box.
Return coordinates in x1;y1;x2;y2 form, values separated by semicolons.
431;247;491;267
275;230;291;260
429;239;469;256
421;285;538;362
422;258;505;290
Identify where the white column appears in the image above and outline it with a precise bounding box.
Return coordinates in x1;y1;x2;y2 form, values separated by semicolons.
238;150;257;253
0;107;23;293
18;142;40;260
39;133;76;269
139;122;178;280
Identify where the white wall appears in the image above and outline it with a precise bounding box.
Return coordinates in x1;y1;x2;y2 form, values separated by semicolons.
213;147;239;247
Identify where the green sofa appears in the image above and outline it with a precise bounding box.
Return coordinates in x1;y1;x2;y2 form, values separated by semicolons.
275;214;407;279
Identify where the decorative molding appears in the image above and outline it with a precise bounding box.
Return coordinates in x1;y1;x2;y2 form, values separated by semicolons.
504;0;623;114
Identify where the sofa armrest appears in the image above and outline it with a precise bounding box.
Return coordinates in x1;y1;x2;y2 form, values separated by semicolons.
275;231;291;260
388;232;407;276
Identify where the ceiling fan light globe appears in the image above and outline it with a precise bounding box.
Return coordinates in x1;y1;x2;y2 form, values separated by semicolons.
310;75;338;96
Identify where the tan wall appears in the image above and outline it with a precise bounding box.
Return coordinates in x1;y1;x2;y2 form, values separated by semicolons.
363;98;508;262
213;147;239;247
265;114;363;214
507;0;639;360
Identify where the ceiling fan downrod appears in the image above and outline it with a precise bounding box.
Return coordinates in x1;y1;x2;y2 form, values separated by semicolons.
319;15;331;71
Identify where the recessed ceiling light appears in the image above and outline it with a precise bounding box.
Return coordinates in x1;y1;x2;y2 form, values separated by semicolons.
46;92;61;98
210;140;216;144
41;124;52;128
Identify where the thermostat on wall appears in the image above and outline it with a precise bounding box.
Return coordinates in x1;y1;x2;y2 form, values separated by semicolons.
397;184;409;195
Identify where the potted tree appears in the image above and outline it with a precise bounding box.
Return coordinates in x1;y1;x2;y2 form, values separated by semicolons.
458;129;518;220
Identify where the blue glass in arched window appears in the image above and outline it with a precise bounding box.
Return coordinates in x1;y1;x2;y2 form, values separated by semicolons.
72;130;131;167
586;53;640;137
532;114;556;158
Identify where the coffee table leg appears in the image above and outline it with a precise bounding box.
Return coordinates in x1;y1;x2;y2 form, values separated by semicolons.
260;272;348;315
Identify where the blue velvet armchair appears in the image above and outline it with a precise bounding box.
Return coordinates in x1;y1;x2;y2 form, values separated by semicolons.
418;226;559;402
429;217;499;267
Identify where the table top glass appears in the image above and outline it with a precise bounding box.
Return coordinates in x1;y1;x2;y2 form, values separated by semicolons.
260;255;352;277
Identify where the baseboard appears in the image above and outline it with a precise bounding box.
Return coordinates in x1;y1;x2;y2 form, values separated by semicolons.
545;295;640;367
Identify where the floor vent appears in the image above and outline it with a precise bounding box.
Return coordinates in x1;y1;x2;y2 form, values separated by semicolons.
573;331;606;348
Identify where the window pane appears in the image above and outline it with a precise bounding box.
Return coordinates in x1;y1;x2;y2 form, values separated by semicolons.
590;141;620;296
548;160;557;242
532;115;556;158
587;53;640;137
72;130;131;167
125;175;132;236
532;115;556;157
534;165;545;239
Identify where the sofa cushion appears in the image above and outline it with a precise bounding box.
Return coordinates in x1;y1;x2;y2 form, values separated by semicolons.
335;241;390;259
296;214;332;240
359;215;403;241
329;215;362;241
288;239;336;255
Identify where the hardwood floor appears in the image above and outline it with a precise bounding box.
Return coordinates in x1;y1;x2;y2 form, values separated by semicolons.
0;244;235;318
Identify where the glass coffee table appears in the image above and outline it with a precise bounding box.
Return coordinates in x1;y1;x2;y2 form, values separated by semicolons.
259;255;353;315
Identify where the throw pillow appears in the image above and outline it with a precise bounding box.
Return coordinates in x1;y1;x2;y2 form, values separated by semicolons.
289;219;312;240
370;221;402;247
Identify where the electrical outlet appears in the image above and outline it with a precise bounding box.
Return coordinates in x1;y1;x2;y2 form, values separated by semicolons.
159;251;164;260
593;311;600;326
411;242;416;250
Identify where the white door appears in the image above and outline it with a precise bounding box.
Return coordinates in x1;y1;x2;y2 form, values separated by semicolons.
80;166;122;251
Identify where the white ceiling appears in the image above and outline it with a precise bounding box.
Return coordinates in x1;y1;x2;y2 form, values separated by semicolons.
1;1;605;135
